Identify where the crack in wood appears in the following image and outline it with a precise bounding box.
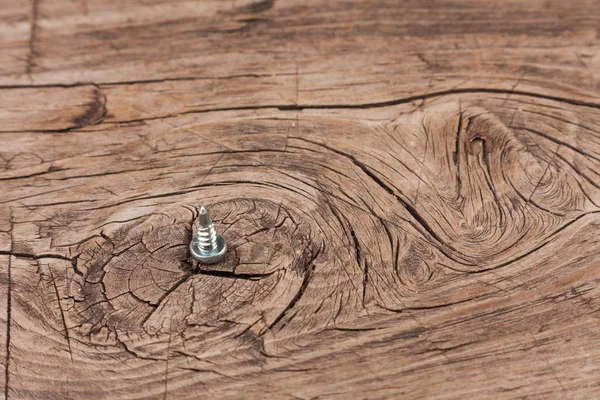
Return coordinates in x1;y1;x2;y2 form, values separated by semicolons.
3;212;13;400
48;268;74;363
4;87;600;135
24;0;39;81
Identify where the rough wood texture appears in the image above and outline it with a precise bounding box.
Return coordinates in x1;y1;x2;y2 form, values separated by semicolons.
2;1;600;399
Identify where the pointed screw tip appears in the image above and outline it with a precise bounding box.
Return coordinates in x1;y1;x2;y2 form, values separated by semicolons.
198;205;211;226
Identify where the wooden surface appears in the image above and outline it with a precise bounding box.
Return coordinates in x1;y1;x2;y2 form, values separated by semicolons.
2;0;600;399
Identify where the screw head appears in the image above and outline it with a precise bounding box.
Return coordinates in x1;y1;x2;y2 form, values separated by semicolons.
190;233;227;264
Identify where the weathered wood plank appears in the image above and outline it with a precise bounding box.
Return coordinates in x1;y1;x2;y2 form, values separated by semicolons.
2;1;600;399
2;0;600;106
2;90;600;398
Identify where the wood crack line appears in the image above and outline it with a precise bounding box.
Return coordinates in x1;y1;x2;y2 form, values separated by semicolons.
25;0;39;80
49;268;74;363
261;246;321;335
2;86;600;135
528;144;561;201
1;85;600;133
290;137;466;262
4;211;13;400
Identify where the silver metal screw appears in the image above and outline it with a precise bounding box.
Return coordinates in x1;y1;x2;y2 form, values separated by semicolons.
189;205;227;264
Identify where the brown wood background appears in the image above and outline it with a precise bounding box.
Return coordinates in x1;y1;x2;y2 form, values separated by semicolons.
2;0;600;399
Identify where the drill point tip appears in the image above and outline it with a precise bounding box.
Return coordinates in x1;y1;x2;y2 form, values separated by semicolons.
198;205;211;226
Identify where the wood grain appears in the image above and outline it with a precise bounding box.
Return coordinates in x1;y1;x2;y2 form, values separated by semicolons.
1;1;600;399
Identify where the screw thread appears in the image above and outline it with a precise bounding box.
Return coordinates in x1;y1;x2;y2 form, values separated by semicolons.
195;205;219;252
196;223;218;252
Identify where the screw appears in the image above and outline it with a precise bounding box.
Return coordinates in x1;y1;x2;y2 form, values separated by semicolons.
189;205;227;264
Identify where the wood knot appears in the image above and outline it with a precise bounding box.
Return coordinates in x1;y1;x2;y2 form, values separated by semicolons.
64;200;319;359
396;241;437;290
